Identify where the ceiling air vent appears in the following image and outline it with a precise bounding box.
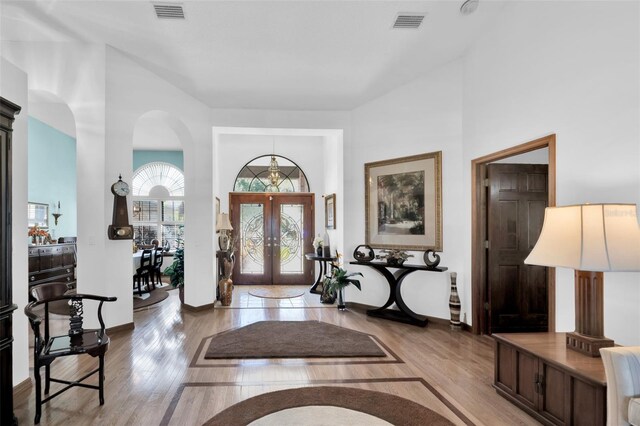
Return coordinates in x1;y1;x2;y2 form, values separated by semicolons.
392;13;425;29
153;3;185;19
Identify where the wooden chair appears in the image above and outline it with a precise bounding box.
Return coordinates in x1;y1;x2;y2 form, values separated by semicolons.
25;283;117;424
133;249;152;295
150;247;164;287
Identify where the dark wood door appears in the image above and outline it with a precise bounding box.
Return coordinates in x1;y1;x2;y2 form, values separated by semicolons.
487;163;548;333
230;193;314;285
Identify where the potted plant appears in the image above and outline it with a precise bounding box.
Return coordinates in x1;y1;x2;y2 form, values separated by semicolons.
323;267;363;310
163;226;184;302
375;249;413;267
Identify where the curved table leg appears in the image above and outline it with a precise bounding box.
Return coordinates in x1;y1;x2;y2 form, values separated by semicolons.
309;260;325;294
365;266;428;327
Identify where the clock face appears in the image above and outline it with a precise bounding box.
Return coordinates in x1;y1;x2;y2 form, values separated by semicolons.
113;180;130;197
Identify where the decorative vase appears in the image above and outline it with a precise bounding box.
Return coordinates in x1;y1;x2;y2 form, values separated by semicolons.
449;272;461;329
31;235;37;245
316;246;323;256
178;286;184;304
219;278;233;306
336;287;346;310
323;231;331;257
320;284;336;304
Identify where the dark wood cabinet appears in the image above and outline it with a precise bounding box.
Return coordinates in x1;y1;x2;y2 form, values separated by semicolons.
28;243;76;292
494;333;606;426
1;97;21;425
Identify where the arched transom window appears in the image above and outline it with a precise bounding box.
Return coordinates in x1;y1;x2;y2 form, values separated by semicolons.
133;162;184;196
233;155;309;193
132;162;184;249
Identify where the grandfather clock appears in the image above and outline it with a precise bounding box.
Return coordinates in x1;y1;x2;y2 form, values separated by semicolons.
1;97;21;425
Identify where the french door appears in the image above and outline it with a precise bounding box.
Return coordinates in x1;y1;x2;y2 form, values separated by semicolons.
230;193;314;285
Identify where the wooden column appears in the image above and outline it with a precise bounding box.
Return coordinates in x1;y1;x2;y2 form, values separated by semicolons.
566;270;613;356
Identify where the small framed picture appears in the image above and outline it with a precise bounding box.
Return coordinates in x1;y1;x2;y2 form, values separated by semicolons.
325;193;336;229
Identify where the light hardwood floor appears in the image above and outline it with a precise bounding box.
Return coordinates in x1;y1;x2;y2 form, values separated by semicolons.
14;286;540;425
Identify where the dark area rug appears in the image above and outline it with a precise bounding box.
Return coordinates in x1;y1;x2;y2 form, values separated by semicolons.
34;286;170;316
133;287;169;309
204;320;385;359
203;386;454;426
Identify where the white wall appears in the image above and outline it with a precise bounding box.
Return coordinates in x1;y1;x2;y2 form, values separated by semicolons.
462;1;640;344
217;133;325;232
106;47;214;309
2;57;30;386
28;100;76;138
348;59;465;319
2;41;111;328
493;147;548;164
211;111;351;262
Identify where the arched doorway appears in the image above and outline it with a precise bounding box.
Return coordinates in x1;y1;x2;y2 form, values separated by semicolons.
231;155;313;285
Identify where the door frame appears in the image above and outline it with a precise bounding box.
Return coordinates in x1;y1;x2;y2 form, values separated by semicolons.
471;134;556;335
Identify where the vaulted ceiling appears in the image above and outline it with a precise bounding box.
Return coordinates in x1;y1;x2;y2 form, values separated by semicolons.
1;1;507;111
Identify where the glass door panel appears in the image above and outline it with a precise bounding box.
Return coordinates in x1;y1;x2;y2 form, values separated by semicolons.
240;203;265;275
272;195;313;285
230;193;313;285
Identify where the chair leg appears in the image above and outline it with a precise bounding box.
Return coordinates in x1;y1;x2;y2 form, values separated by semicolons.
45;363;51;394
135;276;142;296
99;355;105;405
34;365;42;424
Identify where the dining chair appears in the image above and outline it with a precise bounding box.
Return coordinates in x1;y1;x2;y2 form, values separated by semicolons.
150;247;164;286
25;282;117;424
133;249;152;296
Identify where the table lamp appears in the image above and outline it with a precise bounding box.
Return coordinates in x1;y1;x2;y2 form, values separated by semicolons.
216;213;233;251
525;204;640;356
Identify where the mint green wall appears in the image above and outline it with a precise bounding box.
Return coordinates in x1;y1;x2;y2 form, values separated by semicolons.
133;150;183;171
28;117;76;239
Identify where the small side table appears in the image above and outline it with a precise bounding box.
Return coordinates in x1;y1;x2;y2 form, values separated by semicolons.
305;253;337;294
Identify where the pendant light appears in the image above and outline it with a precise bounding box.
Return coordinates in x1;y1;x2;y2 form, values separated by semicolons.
267;137;280;192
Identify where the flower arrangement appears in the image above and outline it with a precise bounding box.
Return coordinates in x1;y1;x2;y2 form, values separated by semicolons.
375;249;414;266
28;225;50;244
312;236;324;249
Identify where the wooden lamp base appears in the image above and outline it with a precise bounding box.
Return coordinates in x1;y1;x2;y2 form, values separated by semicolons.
569;270;614;357
566;331;614;357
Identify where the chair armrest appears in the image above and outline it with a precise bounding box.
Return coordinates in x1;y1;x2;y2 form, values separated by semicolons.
24;301;43;326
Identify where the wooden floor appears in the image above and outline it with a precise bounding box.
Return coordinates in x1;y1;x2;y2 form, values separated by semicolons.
14;286;541;425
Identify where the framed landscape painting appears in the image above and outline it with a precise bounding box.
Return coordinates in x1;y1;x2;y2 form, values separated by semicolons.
365;151;442;251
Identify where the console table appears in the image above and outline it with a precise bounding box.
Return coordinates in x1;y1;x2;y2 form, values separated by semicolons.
349;261;447;327
305;253;337;294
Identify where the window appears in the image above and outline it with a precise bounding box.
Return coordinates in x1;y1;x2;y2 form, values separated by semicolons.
132;162;184;249
233;155;309;193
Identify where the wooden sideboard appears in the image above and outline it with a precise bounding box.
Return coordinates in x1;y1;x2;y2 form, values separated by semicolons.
494;332;606;426
28;243;76;292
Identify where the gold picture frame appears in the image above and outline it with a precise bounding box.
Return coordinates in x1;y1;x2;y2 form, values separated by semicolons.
365;151;442;251
325;193;336;229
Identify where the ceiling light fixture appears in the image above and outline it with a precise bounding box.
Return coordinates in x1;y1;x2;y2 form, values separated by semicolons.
460;0;479;16
267;138;280;192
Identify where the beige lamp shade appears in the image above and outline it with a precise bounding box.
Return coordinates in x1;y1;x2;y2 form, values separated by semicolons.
525;204;640;272
216;213;233;232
